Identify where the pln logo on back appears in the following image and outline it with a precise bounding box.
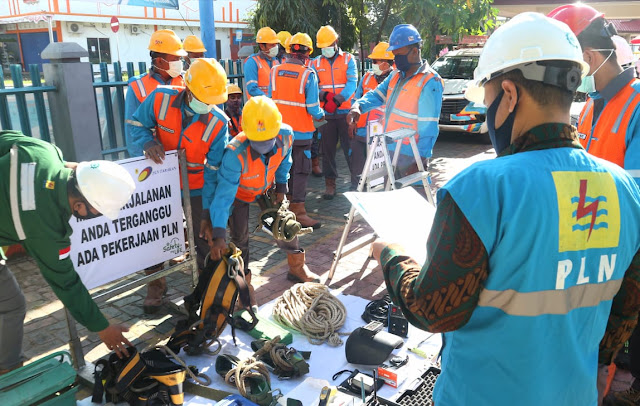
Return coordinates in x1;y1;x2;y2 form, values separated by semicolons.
552;171;620;252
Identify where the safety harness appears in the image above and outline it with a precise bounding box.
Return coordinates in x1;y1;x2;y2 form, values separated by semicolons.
92;347;190;406
251;336;311;379
167;244;258;355
255;194;313;242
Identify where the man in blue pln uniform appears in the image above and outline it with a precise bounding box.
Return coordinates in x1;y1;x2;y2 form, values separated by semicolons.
372;13;640;406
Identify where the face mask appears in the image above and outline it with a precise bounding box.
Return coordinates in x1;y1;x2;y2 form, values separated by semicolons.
486;90;518;155
577;49;614;94
189;95;212;115
266;46;279;58
372;62;390;76
322;47;336;59
250;139;276;154
157;59;183;78
73;199;102;220
394;52;417;72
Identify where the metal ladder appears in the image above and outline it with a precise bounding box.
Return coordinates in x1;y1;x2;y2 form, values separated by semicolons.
325;127;434;284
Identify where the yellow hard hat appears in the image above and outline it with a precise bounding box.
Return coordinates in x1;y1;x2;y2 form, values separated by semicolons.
290;32;313;54
148;29;187;57
227;83;242;95
284;37;292;53
277;31;292;47
185;58;228;105
368;42;394;60
242;96;282;141
256;27;280;44
183;35;207;53
316;25;338;48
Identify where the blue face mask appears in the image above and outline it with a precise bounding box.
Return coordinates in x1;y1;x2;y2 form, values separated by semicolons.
394;49;421;72
486;90;518;155
250;139;276;155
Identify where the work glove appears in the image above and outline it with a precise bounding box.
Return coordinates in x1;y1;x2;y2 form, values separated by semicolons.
333;93;345;107
319;90;328;102
324;98;338;114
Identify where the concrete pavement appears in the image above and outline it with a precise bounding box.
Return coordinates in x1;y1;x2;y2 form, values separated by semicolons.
7;132;495;383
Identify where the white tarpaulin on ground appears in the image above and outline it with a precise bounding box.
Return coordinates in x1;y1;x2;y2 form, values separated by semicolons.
70;151;185;289
344;188;436;265
78;294;441;406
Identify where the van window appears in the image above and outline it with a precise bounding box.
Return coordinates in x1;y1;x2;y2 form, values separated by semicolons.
432;56;478;80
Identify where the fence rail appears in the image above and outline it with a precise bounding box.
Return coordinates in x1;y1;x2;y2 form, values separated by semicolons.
1;58;373;159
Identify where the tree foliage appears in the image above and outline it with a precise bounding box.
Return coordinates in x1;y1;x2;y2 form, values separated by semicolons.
249;0;357;55
249;0;496;62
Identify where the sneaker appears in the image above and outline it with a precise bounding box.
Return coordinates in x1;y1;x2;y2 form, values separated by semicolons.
605;387;640;406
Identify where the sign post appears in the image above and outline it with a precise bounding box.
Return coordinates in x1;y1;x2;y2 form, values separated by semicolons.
111;16;121;62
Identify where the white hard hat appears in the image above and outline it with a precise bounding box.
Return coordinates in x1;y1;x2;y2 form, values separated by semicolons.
76;161;135;220
465;12;590;104
612;35;635;67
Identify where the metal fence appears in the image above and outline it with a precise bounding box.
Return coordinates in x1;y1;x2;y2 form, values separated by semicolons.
1;58;371;159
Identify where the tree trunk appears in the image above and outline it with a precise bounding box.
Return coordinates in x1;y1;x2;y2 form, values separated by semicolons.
376;0;395;43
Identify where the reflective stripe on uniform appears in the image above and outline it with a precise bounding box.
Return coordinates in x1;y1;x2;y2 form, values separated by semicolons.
158;93;171;121
418;117;439;122
204;161;218;171
20;163;36;211
579;99;594;128
247;80;259;86
374;88;387;101
136;78;147;98
300;70;311;94
273;99;318;108
125;119;145;127
271;67;278;92
478;278;623;316
391;109;419;120
202;116;219;143
186;162;204;168
627;169;640;177
612;94;640;134
9;145;26;240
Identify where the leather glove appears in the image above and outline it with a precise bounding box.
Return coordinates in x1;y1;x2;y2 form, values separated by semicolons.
333;93;345;107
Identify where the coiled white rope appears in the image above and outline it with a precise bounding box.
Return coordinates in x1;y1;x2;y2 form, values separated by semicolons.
272;283;348;346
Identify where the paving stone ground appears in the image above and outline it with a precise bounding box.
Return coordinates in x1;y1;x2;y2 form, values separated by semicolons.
6;132;495;399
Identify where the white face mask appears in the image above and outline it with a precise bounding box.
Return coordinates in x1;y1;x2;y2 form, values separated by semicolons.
189;95;212;115
266;46;279;58
322;47;336;59
577;49;614;94
156;58;184;78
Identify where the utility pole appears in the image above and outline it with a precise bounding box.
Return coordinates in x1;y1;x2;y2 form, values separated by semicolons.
199;0;217;59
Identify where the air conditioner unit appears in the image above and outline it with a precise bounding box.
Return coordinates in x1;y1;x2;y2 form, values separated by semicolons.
69;22;83;34
130;25;141;35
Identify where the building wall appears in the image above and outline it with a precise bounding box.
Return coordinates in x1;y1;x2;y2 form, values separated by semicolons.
0;0;256;68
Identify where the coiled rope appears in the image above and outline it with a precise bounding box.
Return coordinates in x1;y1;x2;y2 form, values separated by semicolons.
272;283;348;346
224;357;271;399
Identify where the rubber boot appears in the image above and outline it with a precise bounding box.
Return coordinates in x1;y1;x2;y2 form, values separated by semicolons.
323;178;336;200
289;202;321;229
286;250;321;283
311;157;322;177
143;266;167;314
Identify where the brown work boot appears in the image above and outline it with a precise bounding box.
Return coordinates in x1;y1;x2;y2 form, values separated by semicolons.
143;266;167;314
311;157;322;177
286;250;321;283
289;202;321;229
323;178;336;200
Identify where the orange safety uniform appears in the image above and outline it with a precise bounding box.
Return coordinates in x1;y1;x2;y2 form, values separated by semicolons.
226;131;293;202
313;52;355;110
130;73;184;103
227;114;242;137
271;63;317;134
245;54;280;98
356;72;385;129
152;88;227;189
384;69;437;145
577;78;640;167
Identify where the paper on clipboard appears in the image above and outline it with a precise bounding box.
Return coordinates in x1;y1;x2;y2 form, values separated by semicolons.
344;188;435;264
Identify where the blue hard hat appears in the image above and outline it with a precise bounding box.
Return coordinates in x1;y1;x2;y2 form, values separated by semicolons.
387;24;422;51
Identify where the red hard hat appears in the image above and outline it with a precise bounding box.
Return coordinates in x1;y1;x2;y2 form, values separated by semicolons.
547;4;604;36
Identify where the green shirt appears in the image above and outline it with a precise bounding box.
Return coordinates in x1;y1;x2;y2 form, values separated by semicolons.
0;131;108;332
